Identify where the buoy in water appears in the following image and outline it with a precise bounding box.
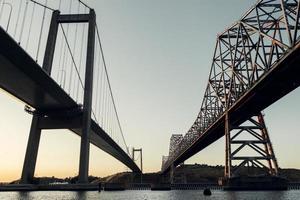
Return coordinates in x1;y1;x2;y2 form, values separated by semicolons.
203;188;212;196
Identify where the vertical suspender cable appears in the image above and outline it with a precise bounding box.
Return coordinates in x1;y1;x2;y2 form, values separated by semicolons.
107;94;110;136
0;0;3;21
96;56;103;123
59;24;84;90
13;0;22;37
25;2;35;50
60;24;68;88
109;101;113;139
19;0;29;44
102;78;107;131
72;1;81;98
69;1;80;96
60;0;72;89
58;0;62;10
59;27;67;87
36;0;48;62
92;42;98;113
96;24;129;154
56;0;66;84
57;31;65;81
94;45;101;122
99;62;105;126
76;8;87;102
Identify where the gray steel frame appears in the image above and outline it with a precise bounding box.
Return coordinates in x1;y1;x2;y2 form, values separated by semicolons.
225;112;279;178
162;0;300;172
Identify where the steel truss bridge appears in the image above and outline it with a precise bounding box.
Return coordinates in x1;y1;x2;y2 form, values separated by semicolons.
0;0;141;184
162;0;300;183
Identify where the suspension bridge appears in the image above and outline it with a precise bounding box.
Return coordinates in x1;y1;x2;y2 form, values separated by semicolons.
162;0;300;190
0;0;141;184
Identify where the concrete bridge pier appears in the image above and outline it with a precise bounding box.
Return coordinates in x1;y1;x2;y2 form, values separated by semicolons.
20;115;42;184
77;9;96;184
20;10;60;184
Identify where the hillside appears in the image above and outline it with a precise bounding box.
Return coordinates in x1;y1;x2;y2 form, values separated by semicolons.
7;164;300;185
102;164;300;184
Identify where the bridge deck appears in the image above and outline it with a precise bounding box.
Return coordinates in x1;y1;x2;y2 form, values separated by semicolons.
0;27;140;173
163;42;300;173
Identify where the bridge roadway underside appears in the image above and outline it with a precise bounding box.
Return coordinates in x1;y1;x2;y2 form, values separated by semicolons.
0;27;140;173
164;43;300;173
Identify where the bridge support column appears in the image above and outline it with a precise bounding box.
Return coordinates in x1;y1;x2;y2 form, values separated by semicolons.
220;113;287;190
221;112;286;190
78;9;96;183
224;112;279;178
224;112;231;178
170;164;174;184
20;10;60;184
20;115;41;184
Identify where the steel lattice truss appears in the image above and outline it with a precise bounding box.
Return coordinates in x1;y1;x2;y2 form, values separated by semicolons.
161;156;169;170
162;0;300;171
169;134;183;156
225;113;279;177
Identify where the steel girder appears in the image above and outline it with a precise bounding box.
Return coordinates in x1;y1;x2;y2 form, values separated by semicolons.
225;112;279;178
162;0;300;172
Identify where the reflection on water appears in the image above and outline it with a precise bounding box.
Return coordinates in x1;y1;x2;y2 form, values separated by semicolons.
0;190;299;200
225;191;289;200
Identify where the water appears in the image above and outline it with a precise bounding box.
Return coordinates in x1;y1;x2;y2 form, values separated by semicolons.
0;190;300;200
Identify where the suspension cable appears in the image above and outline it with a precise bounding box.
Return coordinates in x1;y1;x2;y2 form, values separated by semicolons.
35;0;48;62
29;0;55;11
23;0;129;154
95;24;129;154
69;1;80;95
94;45;101;120
71;1;81;98
77;0;91;10
99;61;105;126
76;6;87;101
13;0;22;37
19;0;29;44
60;24;84;90
59;0;72;88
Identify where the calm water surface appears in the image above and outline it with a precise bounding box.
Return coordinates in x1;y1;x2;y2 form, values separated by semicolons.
0;190;299;200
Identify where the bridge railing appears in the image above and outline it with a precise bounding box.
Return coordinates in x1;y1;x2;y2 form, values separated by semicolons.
162;0;300;171
0;0;130;156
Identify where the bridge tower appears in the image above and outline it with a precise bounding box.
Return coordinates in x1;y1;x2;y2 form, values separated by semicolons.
222;112;286;190
20;9;96;184
131;148;143;183
168;134;183;183
132;148;143;173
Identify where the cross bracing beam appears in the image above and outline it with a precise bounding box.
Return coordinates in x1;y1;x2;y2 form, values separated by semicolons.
225;113;278;177
57;14;90;23
162;0;300;173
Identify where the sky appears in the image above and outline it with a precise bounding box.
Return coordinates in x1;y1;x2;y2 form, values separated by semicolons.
1;0;300;182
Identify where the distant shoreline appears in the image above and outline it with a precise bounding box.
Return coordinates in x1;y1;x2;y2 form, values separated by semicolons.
2;164;300;186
